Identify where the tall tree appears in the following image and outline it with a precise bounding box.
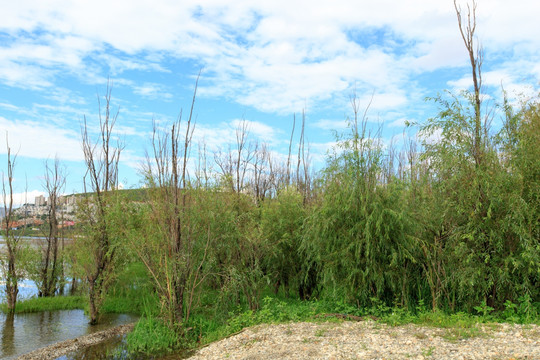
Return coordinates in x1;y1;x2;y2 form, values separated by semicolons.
78;83;123;324
455;0;484;167
135;75;201;328
37;157;67;297
1;134;21;312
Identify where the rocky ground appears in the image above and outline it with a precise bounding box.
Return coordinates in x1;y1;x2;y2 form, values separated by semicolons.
15;320;539;359
187;321;540;360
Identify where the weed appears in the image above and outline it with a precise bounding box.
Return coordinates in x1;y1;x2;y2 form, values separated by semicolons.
441;327;484;342
421;346;435;357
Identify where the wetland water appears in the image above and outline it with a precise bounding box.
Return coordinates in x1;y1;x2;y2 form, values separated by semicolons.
0;310;137;359
1;236;138;359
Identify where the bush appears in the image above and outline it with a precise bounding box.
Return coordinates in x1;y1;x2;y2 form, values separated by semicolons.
126;315;181;355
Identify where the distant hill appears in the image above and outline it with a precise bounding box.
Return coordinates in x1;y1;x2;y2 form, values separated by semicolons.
74;188;148;202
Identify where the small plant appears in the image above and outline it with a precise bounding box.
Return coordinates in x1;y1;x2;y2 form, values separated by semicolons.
502;300;520;322
422;346;435;357
517;294;538;322
441;327;484;342
473;300;494;319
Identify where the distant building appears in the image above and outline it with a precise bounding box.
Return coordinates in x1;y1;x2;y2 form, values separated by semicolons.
35;195;46;206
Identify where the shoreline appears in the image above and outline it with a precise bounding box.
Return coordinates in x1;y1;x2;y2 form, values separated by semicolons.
15;323;135;360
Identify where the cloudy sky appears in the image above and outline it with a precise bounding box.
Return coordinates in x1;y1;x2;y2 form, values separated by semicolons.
1;0;539;204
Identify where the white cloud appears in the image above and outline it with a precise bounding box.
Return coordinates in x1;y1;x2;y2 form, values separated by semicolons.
192;118;281;152
313;119;349;131
0;190;46;207
0;0;538;124
0;102;20;112
388;118;410;129
0;61;53;89
0;0;537;195
0;116;83;161
133;83;173;100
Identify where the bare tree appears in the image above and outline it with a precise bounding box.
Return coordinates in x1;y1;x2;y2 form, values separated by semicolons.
135;74;202;328
38;157;66;297
79;82;123;324
214;120;255;195
234;120;254;194
1;134;21;312
294;111;312;202
195;140;210;188
214;146;234;191
251;141;274;202
286;114;296;186
454;0;483;167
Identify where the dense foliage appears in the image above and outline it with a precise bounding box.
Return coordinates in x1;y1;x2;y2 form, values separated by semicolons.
2;90;539;356
120;90;538;354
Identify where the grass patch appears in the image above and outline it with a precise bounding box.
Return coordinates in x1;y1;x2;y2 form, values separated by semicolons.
440;327;486;342
0;295;85;313
126;315;182;356
184;295;540;353
101;294;156;316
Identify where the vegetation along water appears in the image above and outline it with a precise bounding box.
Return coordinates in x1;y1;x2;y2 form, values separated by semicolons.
1;1;539;359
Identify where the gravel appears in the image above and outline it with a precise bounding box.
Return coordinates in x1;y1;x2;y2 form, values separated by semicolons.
187;320;540;360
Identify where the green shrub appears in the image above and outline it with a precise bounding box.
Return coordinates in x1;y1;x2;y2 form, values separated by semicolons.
126;315;181;355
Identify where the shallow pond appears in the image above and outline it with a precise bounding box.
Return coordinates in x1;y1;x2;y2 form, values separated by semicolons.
0;310;138;359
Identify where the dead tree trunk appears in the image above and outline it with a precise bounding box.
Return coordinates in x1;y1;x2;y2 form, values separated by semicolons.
1;134;20;312
39;158;66;297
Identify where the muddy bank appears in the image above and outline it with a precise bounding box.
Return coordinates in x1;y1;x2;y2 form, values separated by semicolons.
16;323;135;360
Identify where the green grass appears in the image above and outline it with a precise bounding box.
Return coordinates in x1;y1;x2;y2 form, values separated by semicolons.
5;289;538;358
101;294;156;316
126;315;181;355
183;295;540;352
0;295;85;313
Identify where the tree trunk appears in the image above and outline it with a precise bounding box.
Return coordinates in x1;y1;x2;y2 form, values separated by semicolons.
88;280;99;325
6;252;19;312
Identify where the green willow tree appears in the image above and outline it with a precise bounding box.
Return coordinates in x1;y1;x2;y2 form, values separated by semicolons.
260;187;306;297
302;99;417;306
495;98;540;304
414;1;539;310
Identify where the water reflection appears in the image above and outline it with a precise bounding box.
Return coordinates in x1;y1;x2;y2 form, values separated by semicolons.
60;338;193;360
1;312;14;357
0;310;137;360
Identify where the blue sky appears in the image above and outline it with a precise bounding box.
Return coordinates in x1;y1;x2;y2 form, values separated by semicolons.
1;0;539;205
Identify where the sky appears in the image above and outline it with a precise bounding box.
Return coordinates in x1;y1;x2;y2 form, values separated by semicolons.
1;0;539;205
